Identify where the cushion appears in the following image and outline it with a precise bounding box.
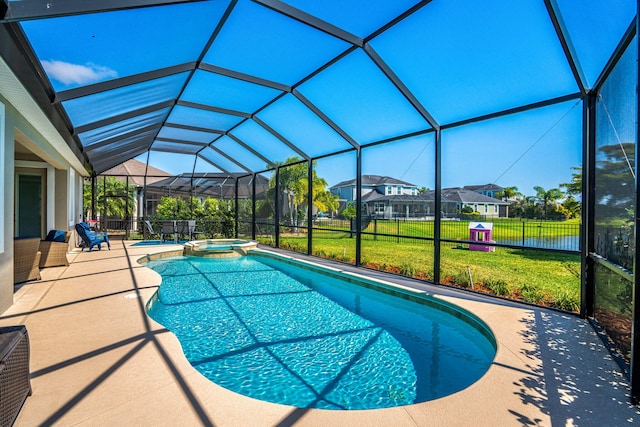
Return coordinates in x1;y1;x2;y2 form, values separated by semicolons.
45;230;67;242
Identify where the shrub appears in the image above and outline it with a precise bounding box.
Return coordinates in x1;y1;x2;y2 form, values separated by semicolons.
552;291;580;312
521;287;546;305
337;255;352;263
399;262;417;277
256;237;272;245
314;250;327;258
484;278;510;296
281;242;305;253
450;271;470;288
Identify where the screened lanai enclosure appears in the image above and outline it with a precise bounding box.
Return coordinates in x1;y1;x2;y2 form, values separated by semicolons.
1;0;639;402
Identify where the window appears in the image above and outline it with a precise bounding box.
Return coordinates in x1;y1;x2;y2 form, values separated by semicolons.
484;204;488;213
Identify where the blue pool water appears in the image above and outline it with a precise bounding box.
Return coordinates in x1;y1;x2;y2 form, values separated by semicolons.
145;253;496;410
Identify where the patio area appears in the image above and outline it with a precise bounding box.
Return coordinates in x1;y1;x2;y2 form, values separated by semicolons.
1;239;638;426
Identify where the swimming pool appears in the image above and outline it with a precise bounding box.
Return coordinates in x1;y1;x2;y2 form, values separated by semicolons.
145;252;496;410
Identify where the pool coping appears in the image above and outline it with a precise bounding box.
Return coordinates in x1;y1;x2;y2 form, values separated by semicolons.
3;240;638;426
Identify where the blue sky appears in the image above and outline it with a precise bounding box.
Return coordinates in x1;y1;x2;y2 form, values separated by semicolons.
19;0;636;197
311;99;583;196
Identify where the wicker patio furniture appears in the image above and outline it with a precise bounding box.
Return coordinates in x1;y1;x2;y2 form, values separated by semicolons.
13;238;41;284
0;325;31;427
39;230;71;268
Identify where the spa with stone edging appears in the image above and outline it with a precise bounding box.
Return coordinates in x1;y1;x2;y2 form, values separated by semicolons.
183;239;258;258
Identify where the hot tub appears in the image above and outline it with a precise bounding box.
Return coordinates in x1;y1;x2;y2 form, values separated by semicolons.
183;239;258;258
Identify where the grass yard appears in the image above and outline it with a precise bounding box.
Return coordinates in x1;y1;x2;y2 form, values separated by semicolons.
314;218;580;241
271;229;581;312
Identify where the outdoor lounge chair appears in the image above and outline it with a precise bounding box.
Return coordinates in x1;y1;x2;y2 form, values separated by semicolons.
160;220;176;243
176;220;189;242
14;237;41;284
75;222;110;252
188;220;205;240
144;220;161;241
39;230;71;268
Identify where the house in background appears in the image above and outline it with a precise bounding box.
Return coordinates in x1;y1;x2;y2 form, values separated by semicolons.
439;188;510;218
330;175;424;219
330;175;509;219
361;191;436;219
331;175;419;203
463;183;504;199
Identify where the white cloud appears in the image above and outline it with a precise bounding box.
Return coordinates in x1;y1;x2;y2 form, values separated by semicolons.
41;60;118;86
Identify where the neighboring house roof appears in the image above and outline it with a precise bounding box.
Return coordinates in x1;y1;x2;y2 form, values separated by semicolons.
437;188;509;205
463;183;504;192
331;175;418;189
361;192;430;203
330;177;508;206
102;159;171;186
344;186;510;207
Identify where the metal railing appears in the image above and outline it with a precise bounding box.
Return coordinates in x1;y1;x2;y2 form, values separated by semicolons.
96;215;581;252
313;217;580;251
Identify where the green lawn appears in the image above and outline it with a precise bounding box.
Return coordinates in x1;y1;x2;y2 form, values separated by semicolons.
270;228;581;312
313;217;581;241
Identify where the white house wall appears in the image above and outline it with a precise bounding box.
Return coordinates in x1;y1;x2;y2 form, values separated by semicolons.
0;60;88;313
0;99;13;312
54;169;69;231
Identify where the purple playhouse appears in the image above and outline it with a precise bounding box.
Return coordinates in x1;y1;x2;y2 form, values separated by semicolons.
469;222;495;252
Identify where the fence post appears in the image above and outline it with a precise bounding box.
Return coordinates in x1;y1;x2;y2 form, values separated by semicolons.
374;218;377;241
397;218;400;243
522;221;525;246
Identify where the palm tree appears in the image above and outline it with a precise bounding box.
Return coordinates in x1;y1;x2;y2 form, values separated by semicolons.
560;166;582;197
301;175;339;218
271;159;307;226
496;186;520;201
268;157;338;226
533;186;564;217
83;176;136;220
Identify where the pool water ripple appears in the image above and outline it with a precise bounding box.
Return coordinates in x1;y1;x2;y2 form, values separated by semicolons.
146;255;495;410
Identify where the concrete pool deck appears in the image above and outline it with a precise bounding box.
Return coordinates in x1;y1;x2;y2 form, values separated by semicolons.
1;239;638;426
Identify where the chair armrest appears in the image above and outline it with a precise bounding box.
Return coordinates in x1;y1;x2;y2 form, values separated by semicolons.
38;240;69;268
